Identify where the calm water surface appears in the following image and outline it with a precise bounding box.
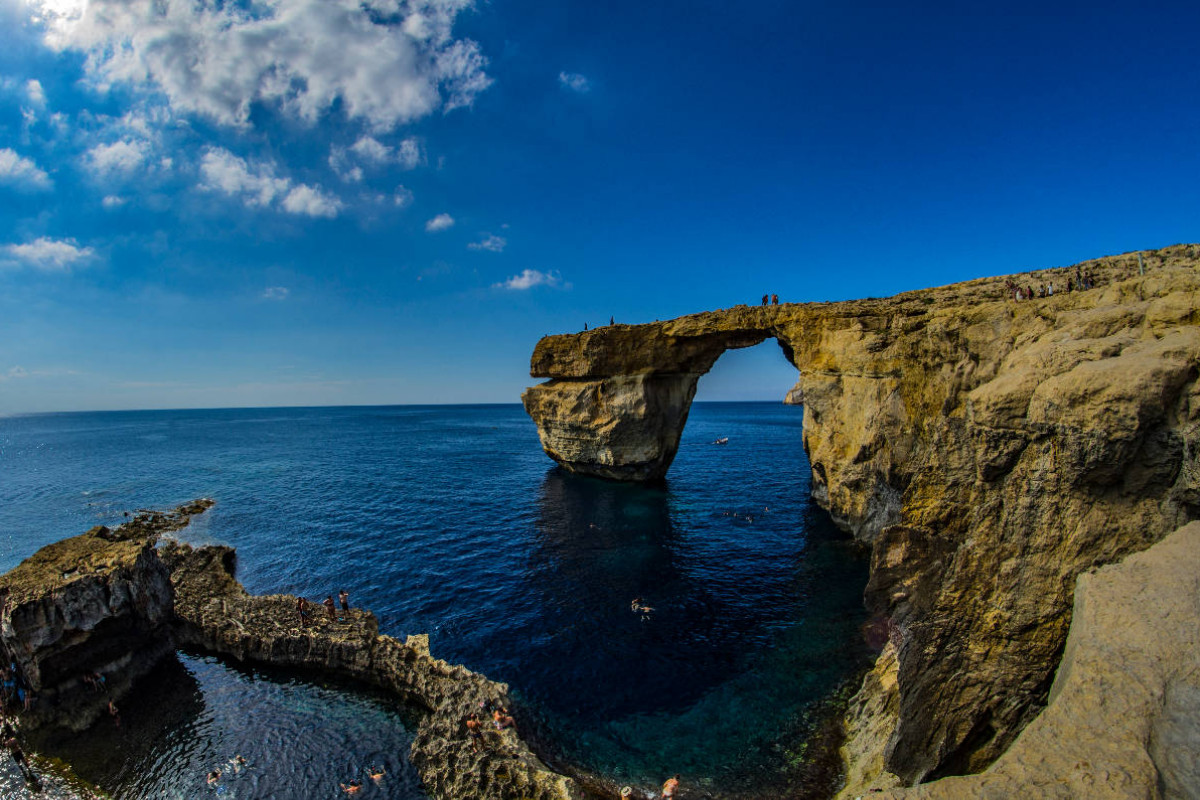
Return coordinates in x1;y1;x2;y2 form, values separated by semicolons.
0;403;872;797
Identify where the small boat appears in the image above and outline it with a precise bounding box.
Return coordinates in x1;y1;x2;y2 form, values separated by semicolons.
712;437;729;445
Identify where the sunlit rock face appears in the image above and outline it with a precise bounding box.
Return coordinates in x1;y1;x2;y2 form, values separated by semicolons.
524;245;1200;786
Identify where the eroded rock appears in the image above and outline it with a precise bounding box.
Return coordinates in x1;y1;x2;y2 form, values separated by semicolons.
522;245;1200;786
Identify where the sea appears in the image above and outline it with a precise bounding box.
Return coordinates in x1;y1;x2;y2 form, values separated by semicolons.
0;403;874;799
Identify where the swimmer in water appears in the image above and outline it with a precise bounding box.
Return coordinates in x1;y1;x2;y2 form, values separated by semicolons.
229;754;247;772
630;598;653;619
207;770;221;785
340;778;363;794
368;766;385;781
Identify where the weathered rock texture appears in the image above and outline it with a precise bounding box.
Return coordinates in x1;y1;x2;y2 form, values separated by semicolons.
855;521;1200;799
0;502;213;732
523;245;1200;786
1;504;587;800
162;541;587;800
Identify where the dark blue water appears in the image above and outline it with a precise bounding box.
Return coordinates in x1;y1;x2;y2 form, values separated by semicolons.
0;403;871;796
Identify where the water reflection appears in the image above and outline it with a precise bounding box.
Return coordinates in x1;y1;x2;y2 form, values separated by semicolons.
523;459;873;792
35;652;426;800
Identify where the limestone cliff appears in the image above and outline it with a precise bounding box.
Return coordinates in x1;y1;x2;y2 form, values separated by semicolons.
0;503;211;732
523;245;1200;786
862;521;1200;799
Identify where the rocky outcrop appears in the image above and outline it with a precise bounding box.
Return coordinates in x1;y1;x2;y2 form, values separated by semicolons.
850;521;1200;799
783;376;804;405
162;542;586;800
0;504;586;800
523;245;1200;786
0;503;213;732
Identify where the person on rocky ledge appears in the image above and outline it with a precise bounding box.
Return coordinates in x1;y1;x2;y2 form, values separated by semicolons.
323;595;337;622
297;596;311;627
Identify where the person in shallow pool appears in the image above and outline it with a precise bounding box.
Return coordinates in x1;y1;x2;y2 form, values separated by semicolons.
661;774;681;797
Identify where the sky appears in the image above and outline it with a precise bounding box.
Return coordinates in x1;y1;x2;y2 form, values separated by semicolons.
1;0;1198;413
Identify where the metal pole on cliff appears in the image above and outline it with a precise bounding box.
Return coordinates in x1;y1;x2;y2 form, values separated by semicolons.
1139;252;1145;276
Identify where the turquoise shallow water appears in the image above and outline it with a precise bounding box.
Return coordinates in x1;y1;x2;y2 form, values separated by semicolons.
0;403;872;797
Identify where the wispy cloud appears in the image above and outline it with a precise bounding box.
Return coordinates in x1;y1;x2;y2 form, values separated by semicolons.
101;195;127;209
3;237;96;271
468;234;506;252
200;147;342;218
494;268;562;290
262;286;290;300
425;212;455;232
0;366;29;382
25;79;46;107
331;135;423;181
0;148;53;191
393;186;414;207
558;71;591;93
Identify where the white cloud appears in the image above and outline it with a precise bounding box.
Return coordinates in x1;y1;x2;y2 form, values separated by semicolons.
25;79;46;107
262;286;290;300
200;148;290;208
425;212;454;232
393;186;414;207
350;136;392;163
84;139;149;176
558;71;590;93
468;234;506;252
3;237;96;271
396;137;422;169
27;0;492;132
101;195;127;209
494;268;561;290
0;148;53;191
282;185;343;218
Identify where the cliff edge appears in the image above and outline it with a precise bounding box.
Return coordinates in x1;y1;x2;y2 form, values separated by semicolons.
522;245;1200;787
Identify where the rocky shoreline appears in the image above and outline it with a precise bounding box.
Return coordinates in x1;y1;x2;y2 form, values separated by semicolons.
0;502;590;800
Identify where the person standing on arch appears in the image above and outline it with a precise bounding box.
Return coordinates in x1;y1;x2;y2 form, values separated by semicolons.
771;293;779;305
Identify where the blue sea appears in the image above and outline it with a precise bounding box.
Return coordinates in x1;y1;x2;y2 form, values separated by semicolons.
0;403;872;798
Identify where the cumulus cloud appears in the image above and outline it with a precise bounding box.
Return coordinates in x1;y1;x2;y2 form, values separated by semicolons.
262;286;290;300
0;148;53;191
494;268;561;290
27;0;492;132
200;147;342;218
282;185;342;218
84;139;150;176
468;234;506;252
425;212;454;232
558;71;590;93
3;237;96;271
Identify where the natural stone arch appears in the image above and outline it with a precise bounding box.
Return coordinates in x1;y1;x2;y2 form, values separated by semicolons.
521;311;793;482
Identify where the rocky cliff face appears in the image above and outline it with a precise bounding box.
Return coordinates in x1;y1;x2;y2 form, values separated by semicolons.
523;245;1200;787
0;507;204;732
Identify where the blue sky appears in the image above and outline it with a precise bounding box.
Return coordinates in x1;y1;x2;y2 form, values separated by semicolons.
1;0;1198;413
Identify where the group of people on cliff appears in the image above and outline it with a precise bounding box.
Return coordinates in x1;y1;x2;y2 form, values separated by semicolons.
297;589;351;627
760;293;780;305
463;700;517;753
1007;266;1100;301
